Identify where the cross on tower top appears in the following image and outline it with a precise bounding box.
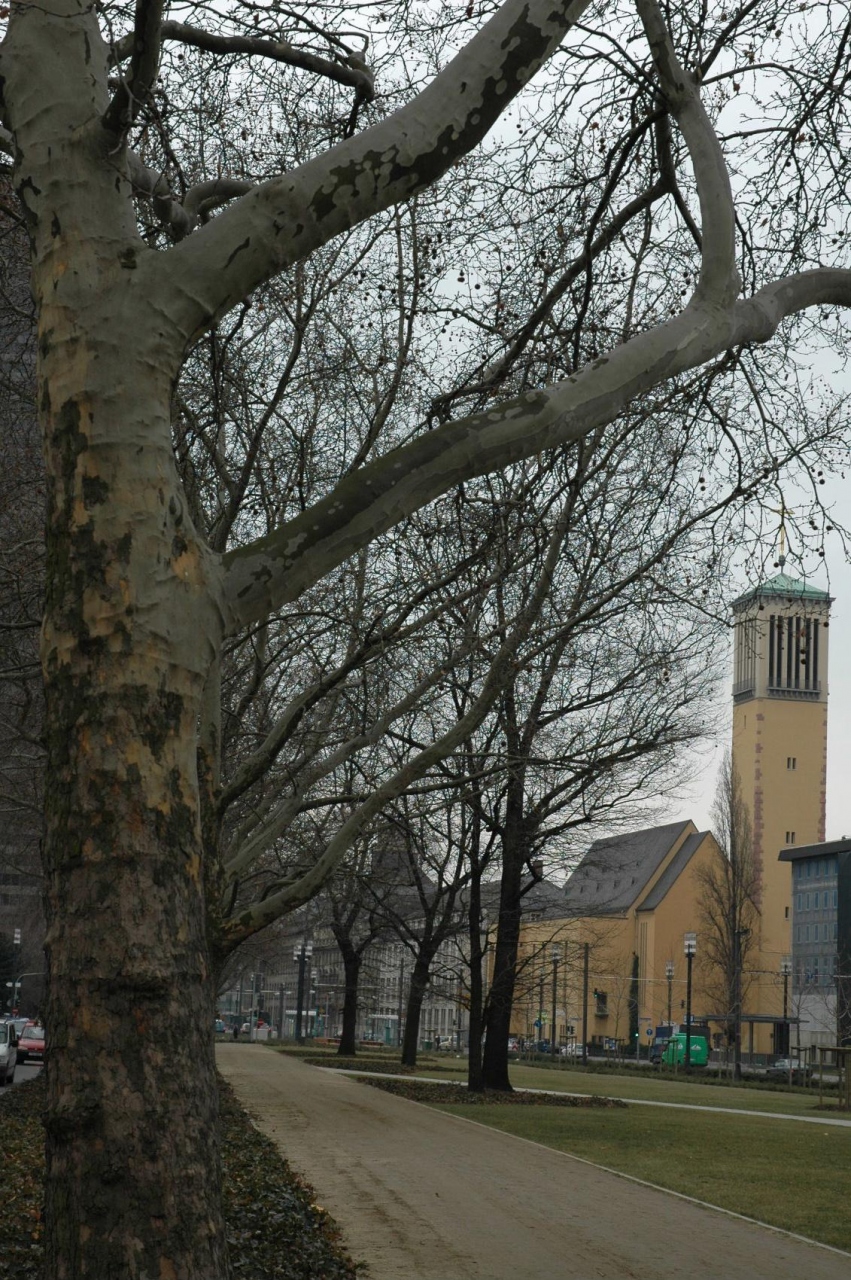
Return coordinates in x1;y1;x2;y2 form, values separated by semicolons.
769;503;793;570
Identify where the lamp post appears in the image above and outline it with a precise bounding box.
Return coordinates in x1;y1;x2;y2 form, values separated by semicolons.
293;941;313;1044
309;970;319;1038
11;929;20;1012
683;933;697;1071
733;926;749;1081
5;971;42;1017
550;944;562;1059
538;972;545;1050
248;970;264;1041
665;961;674;1032
781;954;792;1059
581;942;589;1066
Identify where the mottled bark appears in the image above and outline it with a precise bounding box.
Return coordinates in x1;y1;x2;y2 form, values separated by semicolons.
5;6;230;1274
39;313;229;1274
36;257;230;1275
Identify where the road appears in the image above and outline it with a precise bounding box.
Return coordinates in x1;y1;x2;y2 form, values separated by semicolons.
217;1045;851;1280
5;1061;42;1088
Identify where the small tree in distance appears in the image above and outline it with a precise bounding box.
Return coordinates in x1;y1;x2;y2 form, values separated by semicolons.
697;751;760;1079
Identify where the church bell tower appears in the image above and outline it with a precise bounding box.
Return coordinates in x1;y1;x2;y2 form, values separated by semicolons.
731;571;831;1023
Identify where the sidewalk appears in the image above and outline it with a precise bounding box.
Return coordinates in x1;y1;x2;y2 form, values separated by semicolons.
217;1044;851;1280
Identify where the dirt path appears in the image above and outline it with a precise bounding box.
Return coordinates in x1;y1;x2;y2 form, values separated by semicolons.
217;1045;851;1280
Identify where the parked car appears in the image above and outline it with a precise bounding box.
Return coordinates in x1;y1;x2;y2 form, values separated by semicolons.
16;1024;45;1065
766;1057;804;1082
0;1022;17;1085
214;1019;226;1034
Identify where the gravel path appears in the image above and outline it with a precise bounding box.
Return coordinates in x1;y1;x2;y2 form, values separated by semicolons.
217;1045;851;1280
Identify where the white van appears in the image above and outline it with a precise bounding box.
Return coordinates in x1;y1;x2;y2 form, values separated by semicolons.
0;1022;17;1085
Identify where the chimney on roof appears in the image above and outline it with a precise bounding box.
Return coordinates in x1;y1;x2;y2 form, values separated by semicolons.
531;860;544;880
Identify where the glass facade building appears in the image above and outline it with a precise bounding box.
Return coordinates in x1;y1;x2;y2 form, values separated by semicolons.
780;838;851;1047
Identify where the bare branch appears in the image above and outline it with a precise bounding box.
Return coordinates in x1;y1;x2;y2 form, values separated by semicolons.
161;0;593;334
221;493;573;946
109;19;374;102
103;0;166;139
636;0;739;305
220;266;851;631
127;153;253;239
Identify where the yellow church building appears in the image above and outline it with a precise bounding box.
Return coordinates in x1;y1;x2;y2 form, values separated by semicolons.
510;821;722;1051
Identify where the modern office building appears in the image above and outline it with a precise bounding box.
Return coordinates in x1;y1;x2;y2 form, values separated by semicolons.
780;837;851;1048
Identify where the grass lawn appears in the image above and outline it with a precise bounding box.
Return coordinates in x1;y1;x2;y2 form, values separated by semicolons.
406;1060;838;1117
432;1099;851;1252
507;1065;837;1115
285;1043;841;1117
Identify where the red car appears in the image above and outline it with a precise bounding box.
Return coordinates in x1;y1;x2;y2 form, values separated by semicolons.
16;1024;45;1065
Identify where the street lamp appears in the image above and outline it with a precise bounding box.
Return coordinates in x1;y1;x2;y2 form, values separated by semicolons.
550;944;562;1059
665;961;675;1032
293;941;313;1043
733;926;750;1081
5;971;42;1017
683;933;697;1071
781;955;792;1058
248;970;264;1042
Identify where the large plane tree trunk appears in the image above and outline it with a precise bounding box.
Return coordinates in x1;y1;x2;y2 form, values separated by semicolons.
39;327;229;1274
7;11;231;1273
39;327;229;1275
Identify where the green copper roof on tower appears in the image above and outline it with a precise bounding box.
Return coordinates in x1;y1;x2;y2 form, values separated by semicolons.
732;572;832;609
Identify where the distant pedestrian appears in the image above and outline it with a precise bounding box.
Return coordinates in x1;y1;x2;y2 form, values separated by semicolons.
232;1024;239;1041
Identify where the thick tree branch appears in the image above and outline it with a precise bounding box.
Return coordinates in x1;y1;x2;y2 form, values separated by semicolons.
127;153;253;239
103;0;165;138
160;0;593;337
636;0;738;305
220;267;851;633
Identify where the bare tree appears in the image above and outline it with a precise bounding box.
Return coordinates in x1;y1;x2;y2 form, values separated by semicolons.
324;834;399;1057
697;752;760;1078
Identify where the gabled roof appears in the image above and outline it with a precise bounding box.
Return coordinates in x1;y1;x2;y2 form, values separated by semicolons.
636;831;707;911
564;820;692;915
732;573;831;609
481;876;566;920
